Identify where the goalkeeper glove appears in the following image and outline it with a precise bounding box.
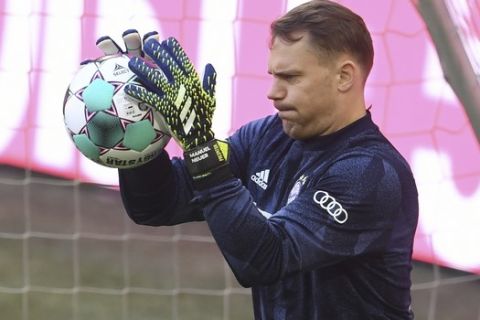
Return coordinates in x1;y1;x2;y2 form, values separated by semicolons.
125;37;215;150
96;29;159;57
125;37;232;189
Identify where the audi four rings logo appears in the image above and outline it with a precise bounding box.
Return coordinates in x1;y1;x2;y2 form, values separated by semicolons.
313;190;349;224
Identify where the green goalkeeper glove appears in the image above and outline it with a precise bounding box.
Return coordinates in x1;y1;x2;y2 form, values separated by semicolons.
125;37;216;151
125;37;232;189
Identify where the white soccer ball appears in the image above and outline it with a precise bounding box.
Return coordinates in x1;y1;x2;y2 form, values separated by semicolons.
63;54;171;169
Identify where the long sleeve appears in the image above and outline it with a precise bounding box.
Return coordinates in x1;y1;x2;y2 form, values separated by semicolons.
118;150;204;225
116;116;269;226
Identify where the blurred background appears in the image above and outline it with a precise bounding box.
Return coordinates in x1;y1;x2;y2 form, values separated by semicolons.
0;0;479;319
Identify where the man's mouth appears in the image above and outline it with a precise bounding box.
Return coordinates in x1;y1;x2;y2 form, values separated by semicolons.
277;109;296;120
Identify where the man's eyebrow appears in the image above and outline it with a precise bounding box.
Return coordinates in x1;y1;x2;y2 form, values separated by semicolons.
268;68;301;75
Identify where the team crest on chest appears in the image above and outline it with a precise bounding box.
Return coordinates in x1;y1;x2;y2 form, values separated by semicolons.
287;174;308;204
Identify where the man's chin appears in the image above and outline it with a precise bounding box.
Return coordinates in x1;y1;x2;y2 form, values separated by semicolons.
282;122;316;141
282;122;302;140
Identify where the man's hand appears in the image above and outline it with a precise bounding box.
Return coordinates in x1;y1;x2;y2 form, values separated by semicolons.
125;37;232;189
124;37;216;151
96;29;159;58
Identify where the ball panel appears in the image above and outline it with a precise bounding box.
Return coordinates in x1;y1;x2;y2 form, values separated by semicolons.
87;112;124;148
68;62;100;92
83;79;114;112
73;134;100;160
112;91;148;122
96;54;134;83
145;133;170;152
63;95;88;134
123;120;156;152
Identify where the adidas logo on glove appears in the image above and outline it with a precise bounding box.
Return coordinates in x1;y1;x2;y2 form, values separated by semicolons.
251;169;270;190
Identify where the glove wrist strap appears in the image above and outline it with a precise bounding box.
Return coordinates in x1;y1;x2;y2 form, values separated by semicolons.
184;139;233;190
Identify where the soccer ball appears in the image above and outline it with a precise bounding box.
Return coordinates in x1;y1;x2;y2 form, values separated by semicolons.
63;54;171;169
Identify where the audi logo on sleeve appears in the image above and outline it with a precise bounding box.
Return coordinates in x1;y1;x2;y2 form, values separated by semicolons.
313;190;349;224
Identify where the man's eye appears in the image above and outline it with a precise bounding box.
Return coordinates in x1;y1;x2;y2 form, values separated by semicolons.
284;75;300;82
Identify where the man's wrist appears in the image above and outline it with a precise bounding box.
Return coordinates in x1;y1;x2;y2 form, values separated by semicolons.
183;139;234;190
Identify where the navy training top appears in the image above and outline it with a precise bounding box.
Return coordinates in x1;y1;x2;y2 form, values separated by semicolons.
119;112;419;320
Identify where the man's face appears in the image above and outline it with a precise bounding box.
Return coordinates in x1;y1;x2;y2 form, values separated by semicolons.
267;32;340;140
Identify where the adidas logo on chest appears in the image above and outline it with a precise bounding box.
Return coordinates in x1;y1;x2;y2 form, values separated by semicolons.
251;169;270;190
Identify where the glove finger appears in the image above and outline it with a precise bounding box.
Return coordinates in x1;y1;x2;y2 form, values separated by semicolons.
122;29;142;57
125;83;179;139
142;31;159;64
143;38;182;82
163;37;195;75
96;35;124;55
128;56;169;96
124;83;164;113
142;31;159;45
202;63;217;98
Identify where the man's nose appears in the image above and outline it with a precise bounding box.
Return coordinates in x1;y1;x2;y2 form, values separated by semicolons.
267;80;285;101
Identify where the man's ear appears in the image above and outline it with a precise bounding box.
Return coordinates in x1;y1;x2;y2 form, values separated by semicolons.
337;60;356;92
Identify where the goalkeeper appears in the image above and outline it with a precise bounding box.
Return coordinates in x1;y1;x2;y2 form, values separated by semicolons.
98;1;418;319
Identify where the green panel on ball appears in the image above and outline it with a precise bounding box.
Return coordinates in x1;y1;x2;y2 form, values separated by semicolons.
72;134;100;160
83;79;114;112
123;120;156;152
87;112;124;148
